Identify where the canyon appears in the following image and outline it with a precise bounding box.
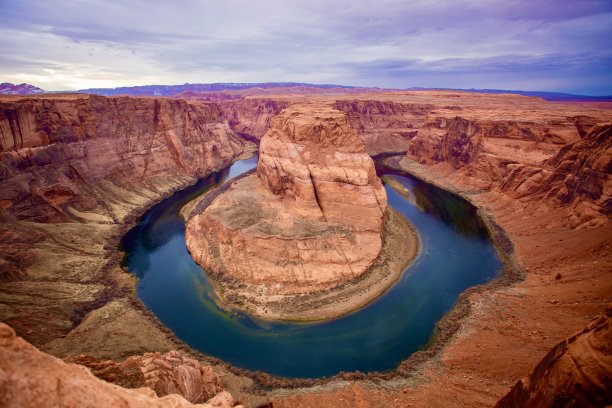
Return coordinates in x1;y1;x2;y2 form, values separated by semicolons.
0;89;610;407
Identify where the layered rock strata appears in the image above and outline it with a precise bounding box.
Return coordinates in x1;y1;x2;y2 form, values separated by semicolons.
219;98;289;141
0;94;252;363
0;94;248;223
333;100;433;154
406;113;611;229
186;104;391;318
496;308;612;408
0;322;240;408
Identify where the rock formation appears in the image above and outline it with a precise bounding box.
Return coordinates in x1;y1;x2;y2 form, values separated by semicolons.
256;104;387;231
186;104;388;312
0;95;249;223
495;308;612;408
219;98;289;141
1;90;611;407
333;99;433;154
67;351;223;404
405;107;611;229
217;97;436;154
499;123;611;228
0;322;240;408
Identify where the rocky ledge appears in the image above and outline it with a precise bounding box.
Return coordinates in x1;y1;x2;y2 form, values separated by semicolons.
0;322;242;408
186;104;417;320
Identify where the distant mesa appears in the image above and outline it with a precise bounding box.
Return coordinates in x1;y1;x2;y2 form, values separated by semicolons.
73;82;612;102
0;82;45;95
3;80;609;102
76;82;361;97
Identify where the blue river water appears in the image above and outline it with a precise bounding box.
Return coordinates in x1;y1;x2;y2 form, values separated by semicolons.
120;155;501;378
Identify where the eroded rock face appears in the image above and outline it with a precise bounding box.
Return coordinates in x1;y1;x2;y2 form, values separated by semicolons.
0;322;237;408
257;104;387;231
405;109;612;229
67;351;223;404
408;116;483;168
186;104;387;297
333;100;432;154
499;123;611;229
0;95;249;223
495;308;612;408
219;98;289;141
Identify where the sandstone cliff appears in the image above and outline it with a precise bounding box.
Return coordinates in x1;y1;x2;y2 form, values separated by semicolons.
217;97;436;155
333;99;433;154
218;98;289;141
0;95;248;223
0;94;252;371
495;308;612;408
406;114;580;169
0;322;240;407
257;104;387;230
186;104;389;317
405;109;611;229
499;123;611;228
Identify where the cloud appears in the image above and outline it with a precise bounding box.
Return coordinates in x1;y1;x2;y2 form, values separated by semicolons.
0;0;610;94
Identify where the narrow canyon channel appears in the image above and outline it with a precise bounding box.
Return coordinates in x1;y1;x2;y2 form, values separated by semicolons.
120;154;502;378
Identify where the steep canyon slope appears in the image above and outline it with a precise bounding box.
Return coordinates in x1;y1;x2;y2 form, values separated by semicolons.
0;94;265;403
262;92;612;407
0;90;611;407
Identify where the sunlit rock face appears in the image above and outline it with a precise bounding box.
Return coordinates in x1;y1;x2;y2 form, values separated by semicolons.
256;104;387;231
0;95;248;223
186;104;387;295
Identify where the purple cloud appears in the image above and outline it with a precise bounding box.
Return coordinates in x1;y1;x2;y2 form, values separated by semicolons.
0;0;610;94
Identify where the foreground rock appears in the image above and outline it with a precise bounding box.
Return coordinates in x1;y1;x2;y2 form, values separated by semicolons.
186;104;404;319
0;322;239;408
496;308;612;407
67;351;223;404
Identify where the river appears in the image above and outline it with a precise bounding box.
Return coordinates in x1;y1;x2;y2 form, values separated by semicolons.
120;154;501;378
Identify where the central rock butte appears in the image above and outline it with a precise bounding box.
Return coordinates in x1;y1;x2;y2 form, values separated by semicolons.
185;104;417;320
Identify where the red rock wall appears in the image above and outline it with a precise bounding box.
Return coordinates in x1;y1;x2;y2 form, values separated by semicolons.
0;95;249;222
333;100;433;154
405;112;610;229
500;123;611;228
218;98;290;141
495;309;612;408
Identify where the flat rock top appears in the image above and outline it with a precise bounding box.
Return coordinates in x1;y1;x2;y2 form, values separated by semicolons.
205;175;353;240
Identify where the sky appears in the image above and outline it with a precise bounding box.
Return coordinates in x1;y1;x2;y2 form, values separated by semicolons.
0;0;611;95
